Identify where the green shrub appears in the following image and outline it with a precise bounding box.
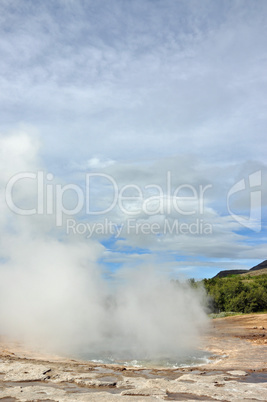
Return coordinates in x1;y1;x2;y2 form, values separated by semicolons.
201;274;267;313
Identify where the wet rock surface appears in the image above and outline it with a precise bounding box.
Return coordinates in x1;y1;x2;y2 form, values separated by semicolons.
0;313;266;401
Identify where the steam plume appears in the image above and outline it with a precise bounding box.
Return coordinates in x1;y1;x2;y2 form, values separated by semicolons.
0;131;208;361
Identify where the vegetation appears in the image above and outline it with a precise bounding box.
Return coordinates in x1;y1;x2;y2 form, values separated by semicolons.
208;312;241;319
201;274;267;314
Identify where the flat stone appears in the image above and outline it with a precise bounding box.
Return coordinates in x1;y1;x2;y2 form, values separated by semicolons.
0;361;51;381
227;370;248;376
121;387;167;396
0;384;168;401
74;378;116;387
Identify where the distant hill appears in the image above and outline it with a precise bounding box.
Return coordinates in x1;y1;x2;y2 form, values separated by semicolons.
240;267;267;277
249;260;267;271
213;260;267;279
205;262;267;313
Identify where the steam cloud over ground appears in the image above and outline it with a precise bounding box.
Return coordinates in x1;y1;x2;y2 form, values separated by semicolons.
0;131;208;361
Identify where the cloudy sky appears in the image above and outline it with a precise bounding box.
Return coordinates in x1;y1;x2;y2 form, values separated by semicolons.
0;0;267;278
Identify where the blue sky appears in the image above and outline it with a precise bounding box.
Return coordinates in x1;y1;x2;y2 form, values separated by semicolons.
0;0;267;279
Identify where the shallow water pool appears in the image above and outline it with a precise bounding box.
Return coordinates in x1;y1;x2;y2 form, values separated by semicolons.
77;349;214;368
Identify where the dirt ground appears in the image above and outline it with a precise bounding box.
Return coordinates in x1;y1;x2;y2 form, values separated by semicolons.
0;313;266;401
201;313;267;370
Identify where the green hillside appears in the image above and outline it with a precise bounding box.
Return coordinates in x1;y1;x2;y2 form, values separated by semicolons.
202;274;267;314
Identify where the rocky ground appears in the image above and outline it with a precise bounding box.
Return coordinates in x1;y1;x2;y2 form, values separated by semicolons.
0;313;266;401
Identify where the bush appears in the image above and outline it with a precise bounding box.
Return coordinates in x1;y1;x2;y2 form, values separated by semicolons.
202;274;267;313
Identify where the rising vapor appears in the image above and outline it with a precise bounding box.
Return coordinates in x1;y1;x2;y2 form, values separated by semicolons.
0;131;208;362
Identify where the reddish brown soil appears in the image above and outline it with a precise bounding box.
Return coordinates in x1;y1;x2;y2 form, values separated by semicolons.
202;313;267;370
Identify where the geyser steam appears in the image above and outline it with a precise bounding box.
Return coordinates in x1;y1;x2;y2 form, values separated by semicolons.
0;131;208;362
0;236;208;360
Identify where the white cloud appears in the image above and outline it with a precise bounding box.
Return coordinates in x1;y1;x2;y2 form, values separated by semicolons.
0;0;266;166
0;1;266;277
